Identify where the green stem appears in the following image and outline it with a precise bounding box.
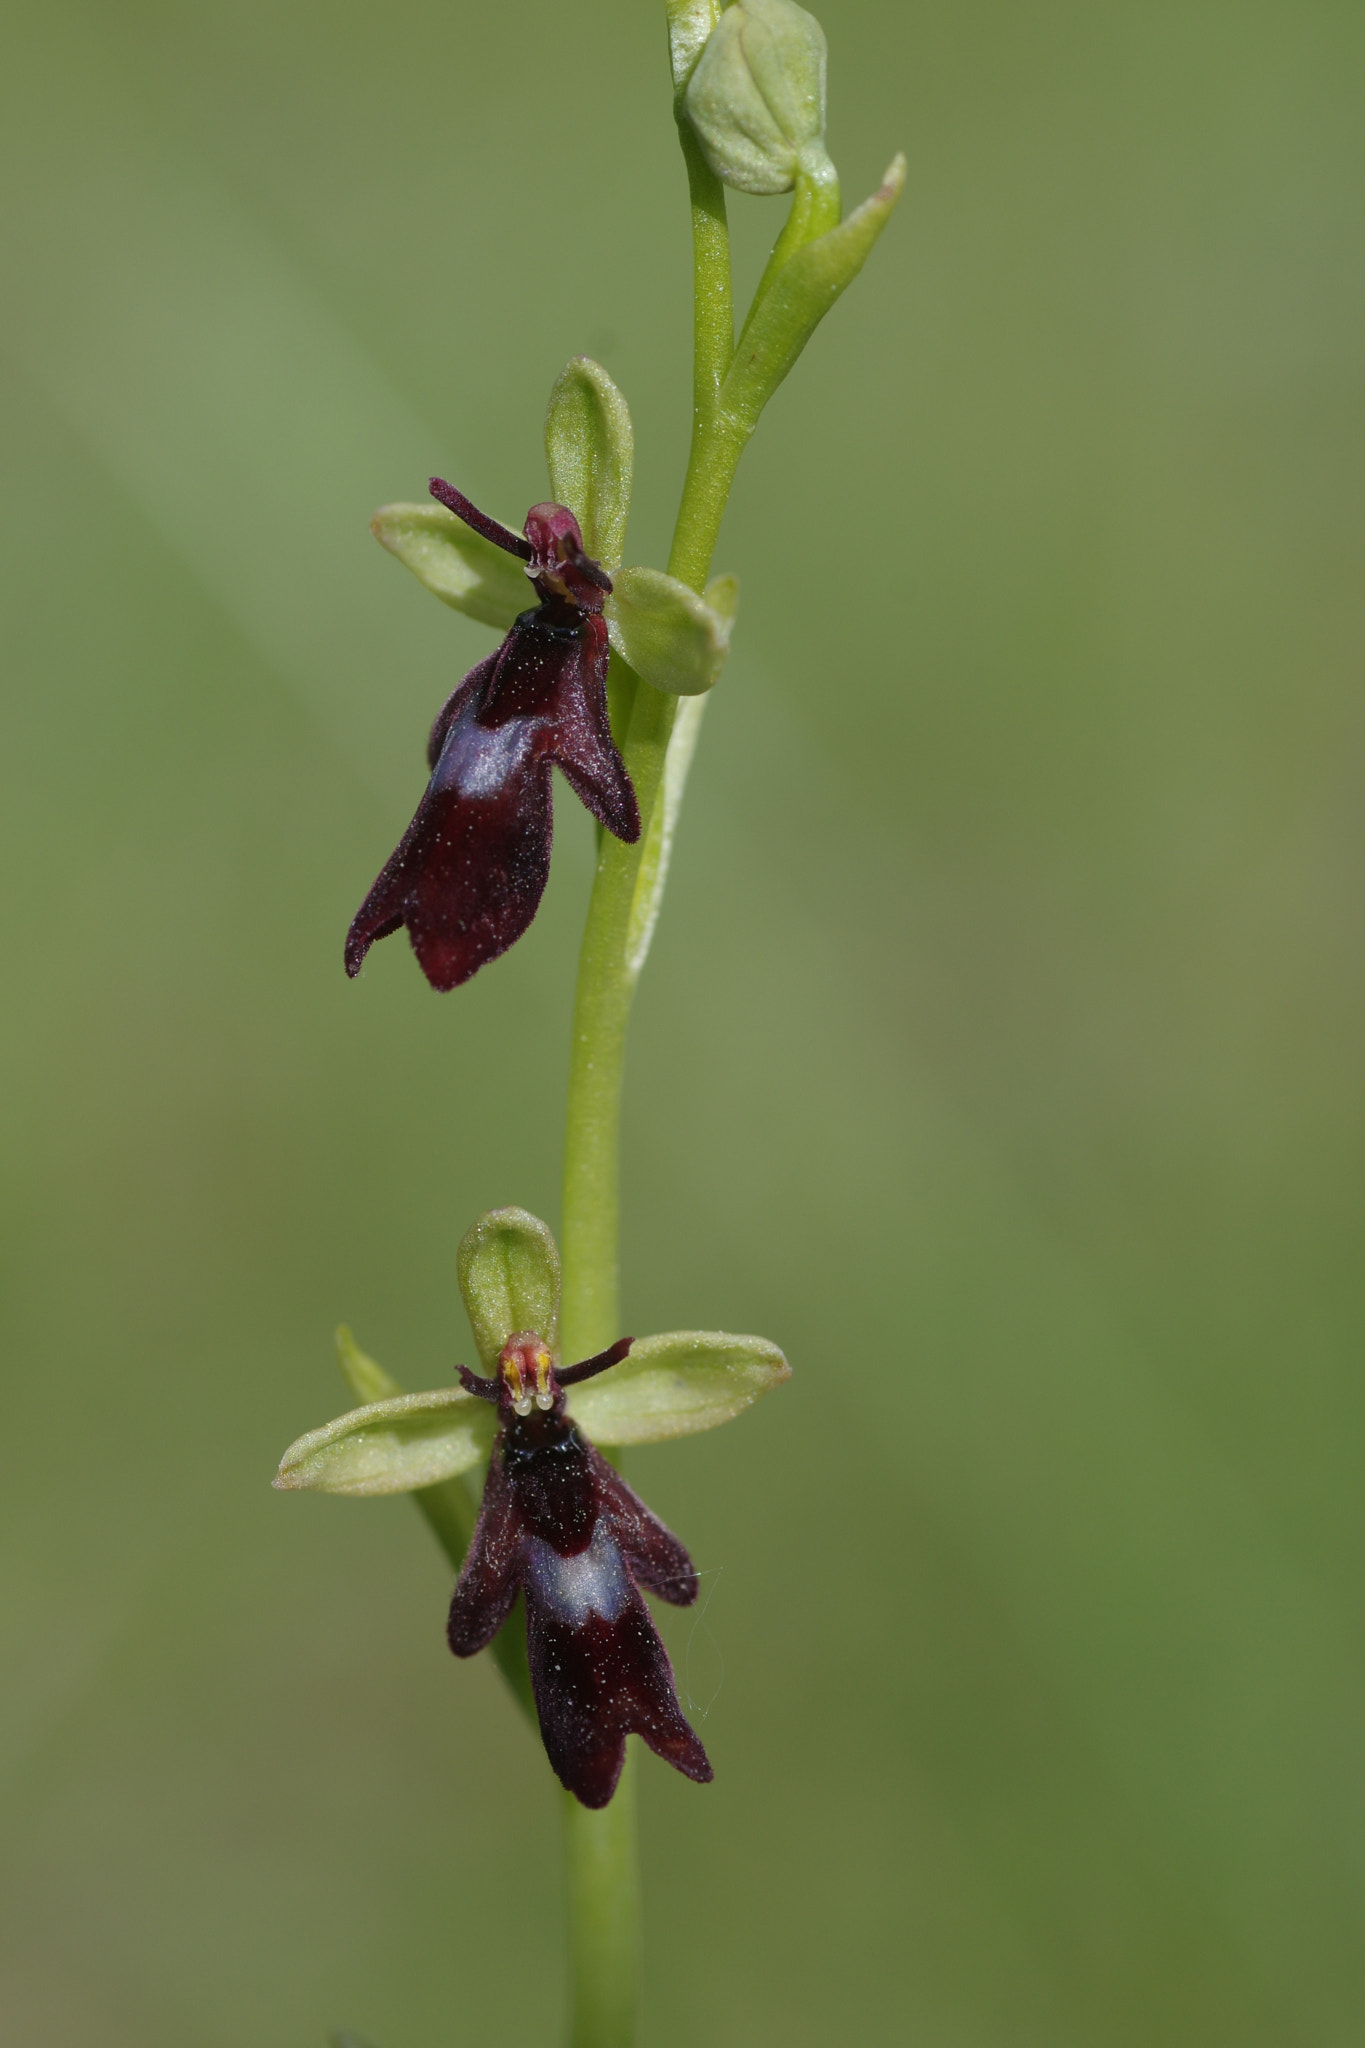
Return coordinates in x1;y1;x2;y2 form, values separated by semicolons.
563;1760;639;2048
556;75;747;2048
560;128;741;1367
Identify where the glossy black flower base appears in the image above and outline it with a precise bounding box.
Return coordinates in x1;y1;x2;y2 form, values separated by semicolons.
448;1336;712;1807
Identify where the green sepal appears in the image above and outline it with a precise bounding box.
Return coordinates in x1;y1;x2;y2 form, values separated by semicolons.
458;1207;562;1369
721;153;906;433
273;1387;497;1496
334;1323;401;1405
370;503;528;631
684;0;832;197
544;358;634;572
566;1330;790;1446
606;566;734;696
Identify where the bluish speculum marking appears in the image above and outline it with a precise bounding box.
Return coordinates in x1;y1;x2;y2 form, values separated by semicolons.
525;1526;632;1628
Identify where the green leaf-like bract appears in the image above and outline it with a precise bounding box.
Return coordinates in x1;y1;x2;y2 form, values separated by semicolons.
371;502;528;630
566;1330;791;1446
458;1207;561;1369
721;153;906;433
334;1323;401;1405
273;1388;497;1496
544;357;634;572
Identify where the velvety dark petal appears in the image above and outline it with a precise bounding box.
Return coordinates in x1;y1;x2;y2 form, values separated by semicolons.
447;1453;524;1657
592;1450;701;1606
429;477;533;561
426;649;498;770
523;1529;712;1807
345;640;556;990
345;761;552;991
502;1425;600;1552
486;611;639;844
556;1336;635;1388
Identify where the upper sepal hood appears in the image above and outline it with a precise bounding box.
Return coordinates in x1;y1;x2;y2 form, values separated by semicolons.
457;1207;561;1373
544;356;634;574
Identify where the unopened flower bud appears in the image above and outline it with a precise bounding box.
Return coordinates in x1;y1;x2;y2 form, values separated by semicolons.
684;0;834;197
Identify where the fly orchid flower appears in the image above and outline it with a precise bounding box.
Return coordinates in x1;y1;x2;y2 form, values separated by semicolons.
274;1208;790;1807
352;358;739;992
345;484;639;992
450;1332;710;1807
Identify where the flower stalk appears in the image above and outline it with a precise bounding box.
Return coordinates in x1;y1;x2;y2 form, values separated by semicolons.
557;42;739;2042
274;4;900;2043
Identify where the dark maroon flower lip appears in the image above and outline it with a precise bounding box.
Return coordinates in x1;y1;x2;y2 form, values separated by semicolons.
345;485;640;993
449;1334;712;1808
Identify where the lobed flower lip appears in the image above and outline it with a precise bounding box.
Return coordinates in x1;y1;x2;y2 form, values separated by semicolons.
345;484;639;992
449;1333;712;1807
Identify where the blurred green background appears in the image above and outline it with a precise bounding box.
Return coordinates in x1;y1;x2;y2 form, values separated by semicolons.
3;0;1363;2042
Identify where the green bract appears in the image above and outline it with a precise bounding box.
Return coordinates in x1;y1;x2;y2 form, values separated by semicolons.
684;0;834;197
274;1386;497;1496
335;1322;400;1404
458;1206;561;1370
626;693;708;983
545;357;634;573
370;502;530;629
722;153;906;432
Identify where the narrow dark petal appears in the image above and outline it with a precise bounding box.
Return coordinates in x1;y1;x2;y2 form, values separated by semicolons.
524;1547;712;1808
429;477;534;561
557;1336;635;1387
447;1454;524;1657
593;1452;701;1607
456;1365;501;1403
